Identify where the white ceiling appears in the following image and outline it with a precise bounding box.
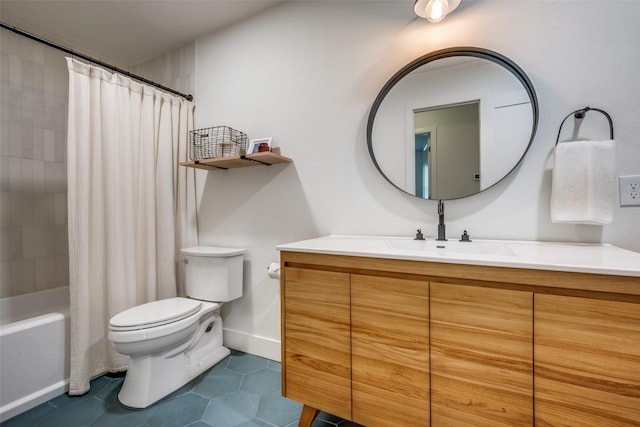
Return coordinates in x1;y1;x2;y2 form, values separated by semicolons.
0;0;286;68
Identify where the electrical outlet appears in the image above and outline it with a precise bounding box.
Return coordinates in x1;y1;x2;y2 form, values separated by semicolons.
619;175;640;207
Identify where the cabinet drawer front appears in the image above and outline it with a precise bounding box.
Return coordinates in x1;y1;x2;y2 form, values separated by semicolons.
282;267;351;419
535;294;640;426
431;282;533;427
351;274;430;427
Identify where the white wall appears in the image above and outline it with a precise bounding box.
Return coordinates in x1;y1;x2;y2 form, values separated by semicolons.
194;0;640;360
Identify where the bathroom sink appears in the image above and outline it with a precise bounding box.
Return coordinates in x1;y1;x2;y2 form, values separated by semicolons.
277;235;640;277
384;239;516;256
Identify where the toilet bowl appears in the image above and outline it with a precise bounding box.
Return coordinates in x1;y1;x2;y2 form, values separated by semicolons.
107;246;245;408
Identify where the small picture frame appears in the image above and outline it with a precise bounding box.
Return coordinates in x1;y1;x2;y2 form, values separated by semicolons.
248;137;272;154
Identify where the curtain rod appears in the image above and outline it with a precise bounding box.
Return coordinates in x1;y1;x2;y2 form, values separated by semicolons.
1;21;194;102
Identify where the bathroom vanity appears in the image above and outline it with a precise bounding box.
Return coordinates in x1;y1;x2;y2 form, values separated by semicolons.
277;236;640;427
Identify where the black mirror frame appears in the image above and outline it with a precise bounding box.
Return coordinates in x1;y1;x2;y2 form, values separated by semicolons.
366;46;539;200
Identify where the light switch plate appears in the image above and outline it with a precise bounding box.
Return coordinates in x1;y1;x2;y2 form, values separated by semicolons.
619;175;640;207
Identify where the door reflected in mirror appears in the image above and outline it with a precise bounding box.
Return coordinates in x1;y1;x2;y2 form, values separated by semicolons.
367;48;538;200
414;102;480;199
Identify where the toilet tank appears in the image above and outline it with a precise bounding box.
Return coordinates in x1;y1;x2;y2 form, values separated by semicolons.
180;246;246;302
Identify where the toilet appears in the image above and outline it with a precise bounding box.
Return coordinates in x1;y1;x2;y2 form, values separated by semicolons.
107;246;245;408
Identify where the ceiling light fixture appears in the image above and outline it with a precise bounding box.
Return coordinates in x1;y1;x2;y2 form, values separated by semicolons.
414;0;462;23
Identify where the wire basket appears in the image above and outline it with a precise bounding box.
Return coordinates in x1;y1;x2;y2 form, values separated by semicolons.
189;126;248;160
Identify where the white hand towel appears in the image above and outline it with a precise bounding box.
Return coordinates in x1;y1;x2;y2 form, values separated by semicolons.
550;139;616;225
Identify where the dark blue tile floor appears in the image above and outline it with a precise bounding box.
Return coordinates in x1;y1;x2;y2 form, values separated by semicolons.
1;350;362;427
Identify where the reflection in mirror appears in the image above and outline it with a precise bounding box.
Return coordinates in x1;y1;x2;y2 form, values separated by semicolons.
414;102;480;199
367;48;538;200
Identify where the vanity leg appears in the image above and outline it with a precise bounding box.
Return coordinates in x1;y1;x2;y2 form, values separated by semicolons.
298;405;320;427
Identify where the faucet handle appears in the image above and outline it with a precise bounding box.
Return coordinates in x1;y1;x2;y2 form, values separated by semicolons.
459;230;472;242
414;229;425;240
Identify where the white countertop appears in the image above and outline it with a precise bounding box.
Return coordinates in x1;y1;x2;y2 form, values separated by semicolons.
277;235;640;277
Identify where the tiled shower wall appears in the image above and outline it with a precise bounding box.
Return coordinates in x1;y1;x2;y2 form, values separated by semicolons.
0;30;69;298
130;42;195;100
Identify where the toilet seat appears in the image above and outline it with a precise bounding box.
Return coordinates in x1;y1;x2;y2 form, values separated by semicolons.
110;297;203;332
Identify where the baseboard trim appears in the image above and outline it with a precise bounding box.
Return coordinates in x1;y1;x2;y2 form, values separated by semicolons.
223;328;281;362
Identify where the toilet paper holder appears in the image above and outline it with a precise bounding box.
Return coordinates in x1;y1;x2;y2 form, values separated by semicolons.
267;262;281;279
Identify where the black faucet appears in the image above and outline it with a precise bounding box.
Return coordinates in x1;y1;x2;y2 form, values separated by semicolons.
436;200;447;241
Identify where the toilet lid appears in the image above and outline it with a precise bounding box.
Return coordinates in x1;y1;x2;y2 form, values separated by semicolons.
109;297;203;331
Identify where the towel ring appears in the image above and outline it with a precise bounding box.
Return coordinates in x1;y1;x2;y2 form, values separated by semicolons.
555;106;614;146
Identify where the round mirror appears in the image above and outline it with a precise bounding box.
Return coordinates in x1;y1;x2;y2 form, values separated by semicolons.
367;47;538;200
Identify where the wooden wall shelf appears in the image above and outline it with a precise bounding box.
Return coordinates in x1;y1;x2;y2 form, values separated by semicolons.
179;152;292;170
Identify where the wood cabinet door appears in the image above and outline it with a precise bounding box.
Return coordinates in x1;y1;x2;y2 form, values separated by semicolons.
430;282;533;426
535;294;640;426
282;267;352;420
351;274;430;427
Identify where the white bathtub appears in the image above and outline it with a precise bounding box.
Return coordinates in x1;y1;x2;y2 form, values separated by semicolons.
0;287;70;422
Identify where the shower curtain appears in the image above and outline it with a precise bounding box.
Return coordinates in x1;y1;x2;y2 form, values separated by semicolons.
65;58;197;395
